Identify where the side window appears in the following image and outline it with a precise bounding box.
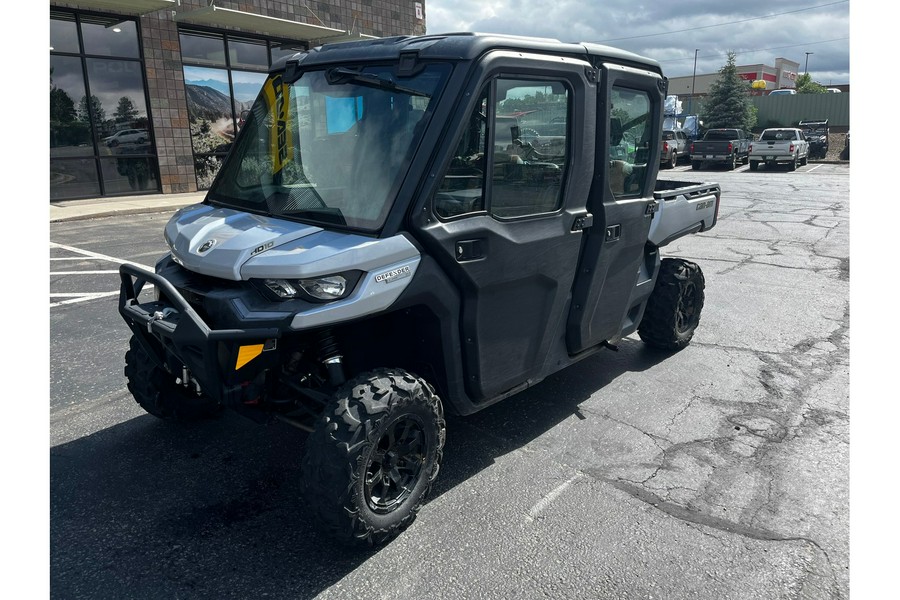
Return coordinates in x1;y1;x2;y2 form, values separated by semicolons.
609;86;652;198
434;77;570;219
434;88;488;218
491;78;569;218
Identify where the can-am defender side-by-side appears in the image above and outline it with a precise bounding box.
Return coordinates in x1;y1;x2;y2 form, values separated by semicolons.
118;33;721;546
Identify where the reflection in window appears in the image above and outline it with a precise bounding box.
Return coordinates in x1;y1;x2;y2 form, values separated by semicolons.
435;89;487;218
81;15;139;58
100;157;159;194
228;38;268;69
609;87;652;198
50;159;101;200
50;12;79;53
180;31;227;66
51;55;92;157
85;58;150;151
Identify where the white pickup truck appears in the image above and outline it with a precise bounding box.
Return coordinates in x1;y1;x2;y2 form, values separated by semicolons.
748;128;810;171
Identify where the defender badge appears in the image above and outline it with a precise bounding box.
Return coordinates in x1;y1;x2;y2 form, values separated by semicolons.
375;265;411;284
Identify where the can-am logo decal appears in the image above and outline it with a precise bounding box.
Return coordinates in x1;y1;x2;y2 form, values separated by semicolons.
375;265;411;284
250;241;275;256
198;239;216;253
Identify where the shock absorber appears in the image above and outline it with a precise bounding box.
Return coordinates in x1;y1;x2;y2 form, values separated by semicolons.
317;328;346;386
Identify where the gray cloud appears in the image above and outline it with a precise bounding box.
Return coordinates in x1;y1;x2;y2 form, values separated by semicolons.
424;0;850;84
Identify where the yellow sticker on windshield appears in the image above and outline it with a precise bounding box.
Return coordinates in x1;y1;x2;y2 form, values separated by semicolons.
263;74;293;175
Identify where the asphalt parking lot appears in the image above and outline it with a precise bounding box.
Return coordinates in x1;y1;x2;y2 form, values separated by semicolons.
48;163;851;599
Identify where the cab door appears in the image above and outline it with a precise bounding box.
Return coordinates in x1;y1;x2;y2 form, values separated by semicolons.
566;64;667;353
414;51;597;402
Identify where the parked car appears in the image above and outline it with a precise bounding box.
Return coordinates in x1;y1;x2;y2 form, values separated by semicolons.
103;128;148;147
748;128;810;171
690;128;751;170
826;88;842;93
768;89;796;96
798;119;829;159
660;129;689;169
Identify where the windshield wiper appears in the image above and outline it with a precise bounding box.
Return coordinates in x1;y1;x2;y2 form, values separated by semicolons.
325;67;430;98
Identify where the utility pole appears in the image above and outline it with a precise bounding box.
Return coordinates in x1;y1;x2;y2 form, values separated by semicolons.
804;52;813;74
688;48;699;115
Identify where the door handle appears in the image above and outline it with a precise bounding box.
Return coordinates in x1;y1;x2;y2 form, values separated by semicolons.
455;239;485;262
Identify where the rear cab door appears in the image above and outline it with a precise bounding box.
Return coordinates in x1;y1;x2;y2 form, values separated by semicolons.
566;63;667;352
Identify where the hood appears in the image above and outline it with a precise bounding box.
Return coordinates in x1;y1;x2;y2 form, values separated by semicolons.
164;204;323;280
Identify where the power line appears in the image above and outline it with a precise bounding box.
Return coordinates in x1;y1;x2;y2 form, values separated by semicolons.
594;1;848;43
659;37;849;64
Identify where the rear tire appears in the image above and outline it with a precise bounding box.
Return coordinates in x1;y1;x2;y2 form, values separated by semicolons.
667;153;677;169
691;161;701;170
727;154;737;170
124;336;222;421
749;160;759;171
638;259;705;351
301;368;445;546
789;155;798;171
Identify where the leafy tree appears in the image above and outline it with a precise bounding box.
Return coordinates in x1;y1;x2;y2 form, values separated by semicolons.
700;51;756;131
50;87;76;123
78;95;105;125
114;96;140;123
795;73;826;94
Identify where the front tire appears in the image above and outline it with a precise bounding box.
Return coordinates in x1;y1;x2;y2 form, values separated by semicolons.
301;368;445;546
638;259;705;351
124;336;222;421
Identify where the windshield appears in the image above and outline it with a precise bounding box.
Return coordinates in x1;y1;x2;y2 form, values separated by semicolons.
208;63;450;231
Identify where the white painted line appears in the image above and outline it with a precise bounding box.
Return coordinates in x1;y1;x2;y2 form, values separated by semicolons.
50;270;121;275
805;164;824;173
49;242;151;268
525;473;583;522
49;243;156;308
50;291;120;307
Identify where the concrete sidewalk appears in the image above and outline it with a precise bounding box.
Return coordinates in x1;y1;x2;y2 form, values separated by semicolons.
50;191;206;223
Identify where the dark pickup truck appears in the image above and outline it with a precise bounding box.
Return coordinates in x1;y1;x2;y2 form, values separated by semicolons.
691;128;751;170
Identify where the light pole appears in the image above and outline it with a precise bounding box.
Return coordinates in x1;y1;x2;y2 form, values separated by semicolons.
804;52;813;74
688;48;699;115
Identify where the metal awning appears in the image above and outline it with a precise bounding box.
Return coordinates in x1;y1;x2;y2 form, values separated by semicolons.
52;0;176;16
173;5;377;44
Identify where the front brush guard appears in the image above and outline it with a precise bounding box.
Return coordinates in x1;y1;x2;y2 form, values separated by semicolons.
118;263;281;406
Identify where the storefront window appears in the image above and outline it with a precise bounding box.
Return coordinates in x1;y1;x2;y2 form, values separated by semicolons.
49;10;157;200
180;31;281;189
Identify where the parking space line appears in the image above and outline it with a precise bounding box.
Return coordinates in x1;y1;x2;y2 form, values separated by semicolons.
49;242;151;268
50;242;154;309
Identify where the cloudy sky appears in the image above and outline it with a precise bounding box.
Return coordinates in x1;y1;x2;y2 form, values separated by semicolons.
424;0;851;85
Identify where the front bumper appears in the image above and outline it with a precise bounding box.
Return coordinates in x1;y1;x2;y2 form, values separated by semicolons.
118;263;282;405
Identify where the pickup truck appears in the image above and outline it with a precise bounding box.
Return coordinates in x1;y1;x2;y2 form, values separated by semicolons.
748;128;810;171
690;128;750;170
660;128;689;169
116;33;721;547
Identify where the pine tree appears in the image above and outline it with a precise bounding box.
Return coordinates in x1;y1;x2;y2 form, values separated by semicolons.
701;51;756;131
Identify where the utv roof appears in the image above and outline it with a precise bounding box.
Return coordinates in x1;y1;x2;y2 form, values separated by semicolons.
271;32;662;75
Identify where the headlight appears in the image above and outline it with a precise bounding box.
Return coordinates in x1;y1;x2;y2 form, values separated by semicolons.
259;271;362;302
